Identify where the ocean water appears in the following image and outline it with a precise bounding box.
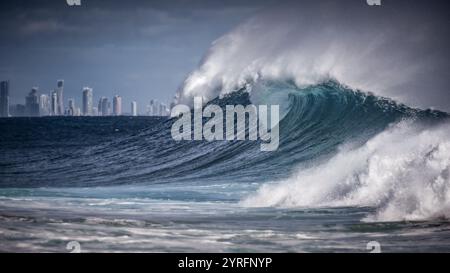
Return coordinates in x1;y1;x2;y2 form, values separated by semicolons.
1;81;450;252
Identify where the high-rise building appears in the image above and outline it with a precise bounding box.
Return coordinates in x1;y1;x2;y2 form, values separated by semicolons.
51;91;58;116
160;103;169;116
0;81;10;117
82;87;93;116
100;97;109;116
10;104;25;117
68;98;75;109
113;95;122;116
56;80;64;115
159;103;163;116
146;104;151;116
67;98;75;116
98;98;103;115
147;99;169;116
25;87;40;117
149;99;153;116
148;99;156;116
131;101;137;116
155;100;162;116
39;94;50;116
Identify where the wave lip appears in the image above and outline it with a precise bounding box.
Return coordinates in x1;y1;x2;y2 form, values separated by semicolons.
176;0;450;111
242;121;450;222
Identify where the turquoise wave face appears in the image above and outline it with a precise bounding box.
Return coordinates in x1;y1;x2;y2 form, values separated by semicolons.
1;81;450;252
0;81;447;188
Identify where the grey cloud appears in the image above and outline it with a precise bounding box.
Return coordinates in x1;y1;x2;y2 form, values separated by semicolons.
0;0;274;112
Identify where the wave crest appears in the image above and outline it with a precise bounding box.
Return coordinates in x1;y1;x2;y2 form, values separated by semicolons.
176;0;450;111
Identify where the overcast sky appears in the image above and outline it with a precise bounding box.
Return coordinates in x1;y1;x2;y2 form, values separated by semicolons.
175;0;450;111
0;0;275;113
2;0;449;113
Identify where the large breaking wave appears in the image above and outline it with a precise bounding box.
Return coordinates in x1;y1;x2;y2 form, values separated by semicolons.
176;0;450;111
1;1;450;224
2;80;449;223
168;0;450;222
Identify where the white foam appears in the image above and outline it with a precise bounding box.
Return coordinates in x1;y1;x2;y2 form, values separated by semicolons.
176;0;449;111
242;121;450;222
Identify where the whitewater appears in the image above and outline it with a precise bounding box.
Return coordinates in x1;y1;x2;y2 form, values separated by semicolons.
242;120;450;222
173;0;450;223
1;0;450;252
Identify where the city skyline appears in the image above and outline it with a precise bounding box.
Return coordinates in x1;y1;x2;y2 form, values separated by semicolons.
0;0;271;113
2;78;171;117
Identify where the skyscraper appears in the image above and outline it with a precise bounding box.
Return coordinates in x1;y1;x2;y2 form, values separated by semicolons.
10;104;25;117
113;95;122;116
67;98;75;116
51;91;58;116
98;97;103;115
39;94;50;116
25;87;40;117
131;101;137;116
82;87;93;116
148;99;155;116
154;100;161;116
56;80;64;115
0;81;10;117
100;97;109;116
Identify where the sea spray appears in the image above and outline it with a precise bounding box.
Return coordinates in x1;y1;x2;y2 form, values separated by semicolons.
242;121;450;222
